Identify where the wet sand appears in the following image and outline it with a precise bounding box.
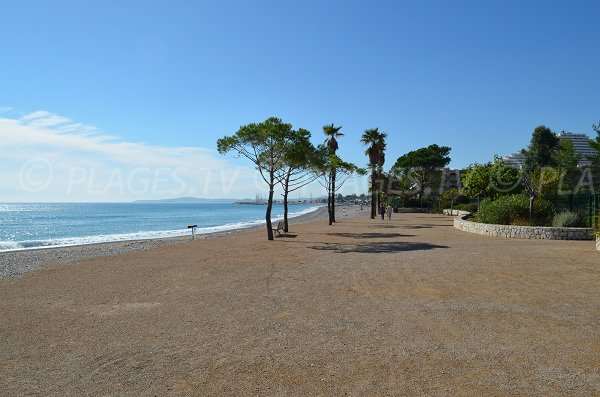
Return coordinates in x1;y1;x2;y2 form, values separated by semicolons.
1;211;598;396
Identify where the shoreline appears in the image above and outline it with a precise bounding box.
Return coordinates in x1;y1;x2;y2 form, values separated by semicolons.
0;205;368;279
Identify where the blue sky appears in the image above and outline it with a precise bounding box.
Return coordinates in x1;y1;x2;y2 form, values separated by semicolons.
1;0;599;201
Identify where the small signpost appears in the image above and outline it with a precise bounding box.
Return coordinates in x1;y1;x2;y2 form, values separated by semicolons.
187;224;198;240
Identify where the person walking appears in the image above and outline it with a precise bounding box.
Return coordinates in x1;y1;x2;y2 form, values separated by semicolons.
379;205;385;220
387;205;392;221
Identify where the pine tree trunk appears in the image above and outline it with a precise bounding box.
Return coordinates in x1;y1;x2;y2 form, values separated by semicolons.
266;178;275;241
331;168;336;223
283;174;290;233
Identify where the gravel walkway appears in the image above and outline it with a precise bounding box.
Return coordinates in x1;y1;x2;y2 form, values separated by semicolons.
1;212;598;396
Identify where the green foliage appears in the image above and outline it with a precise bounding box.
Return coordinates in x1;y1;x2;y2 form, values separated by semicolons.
281;128;314;168
475;194;555;226
217;117;295;182
391;144;451;205
488;159;522;196
312;146;364;196
217;117;304;240
440;187;460;201
361;128;387;162
439;188;461;210
361;128;387;218
589;120;600;166
553;139;580;170
453;202;478;213
388;167;418;198
530;166;560;195
393;144;451;170
323;123;343;154
552;140;582;193
552;211;585;228
524;125;559;171
461;158;521;199
461;162;490;199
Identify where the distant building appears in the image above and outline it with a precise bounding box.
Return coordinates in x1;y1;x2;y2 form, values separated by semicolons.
440;169;461;191
502;151;527;168
558;132;596;166
501;131;597;168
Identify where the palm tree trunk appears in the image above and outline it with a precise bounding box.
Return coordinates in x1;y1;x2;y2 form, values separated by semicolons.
370;168;376;219
327;181;333;226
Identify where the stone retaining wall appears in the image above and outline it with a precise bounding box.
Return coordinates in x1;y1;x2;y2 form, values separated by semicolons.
454;214;594;240
442;209;470;217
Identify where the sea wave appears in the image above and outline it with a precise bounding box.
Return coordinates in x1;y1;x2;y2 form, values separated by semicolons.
0;205;323;252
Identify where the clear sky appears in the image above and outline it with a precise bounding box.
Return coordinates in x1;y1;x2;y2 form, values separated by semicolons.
1;0;599;201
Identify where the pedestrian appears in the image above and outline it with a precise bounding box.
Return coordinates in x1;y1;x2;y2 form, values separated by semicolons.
380;205;385;220
387;205;392;221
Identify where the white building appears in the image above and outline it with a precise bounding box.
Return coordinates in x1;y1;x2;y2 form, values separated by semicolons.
558;132;596;166
501;131;597;168
502;151;527;168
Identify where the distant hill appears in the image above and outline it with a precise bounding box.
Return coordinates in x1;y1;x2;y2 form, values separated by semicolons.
133;197;236;204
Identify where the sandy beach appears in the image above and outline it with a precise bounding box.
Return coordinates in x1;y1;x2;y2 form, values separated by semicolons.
1;209;598;396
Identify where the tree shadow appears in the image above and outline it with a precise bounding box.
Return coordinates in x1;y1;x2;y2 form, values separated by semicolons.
402;224;453;228
326;232;415;239
310;241;449;254
276;234;298;238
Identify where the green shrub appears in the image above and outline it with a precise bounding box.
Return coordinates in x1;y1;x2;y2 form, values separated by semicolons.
476;197;512;225
475;194;554;226
454;203;478;213
552;211;585;228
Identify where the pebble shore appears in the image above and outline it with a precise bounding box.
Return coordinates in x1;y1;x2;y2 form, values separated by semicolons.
0;205;364;278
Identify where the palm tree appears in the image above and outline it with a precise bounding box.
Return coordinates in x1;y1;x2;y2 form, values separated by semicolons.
323;123;343;224
376;138;387;211
323;123;343;154
361;128;387;219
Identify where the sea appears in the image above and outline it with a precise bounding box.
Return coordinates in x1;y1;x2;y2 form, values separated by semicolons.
0;202;322;252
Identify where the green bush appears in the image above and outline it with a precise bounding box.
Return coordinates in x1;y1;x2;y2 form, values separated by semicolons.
475;194;555;226
552;211;585;228
453;203;478;213
398;197;433;208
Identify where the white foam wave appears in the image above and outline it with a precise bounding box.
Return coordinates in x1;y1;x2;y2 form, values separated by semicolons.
0;206;323;252
0;241;23;250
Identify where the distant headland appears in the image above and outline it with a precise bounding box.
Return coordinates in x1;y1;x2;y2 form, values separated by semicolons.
132;197;236;204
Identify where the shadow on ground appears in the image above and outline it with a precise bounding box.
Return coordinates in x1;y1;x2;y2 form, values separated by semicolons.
400;224;452;229
326;232;415;239
310;241;449;254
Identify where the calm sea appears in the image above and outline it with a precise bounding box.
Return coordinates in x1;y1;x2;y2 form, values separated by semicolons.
0;202;321;252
